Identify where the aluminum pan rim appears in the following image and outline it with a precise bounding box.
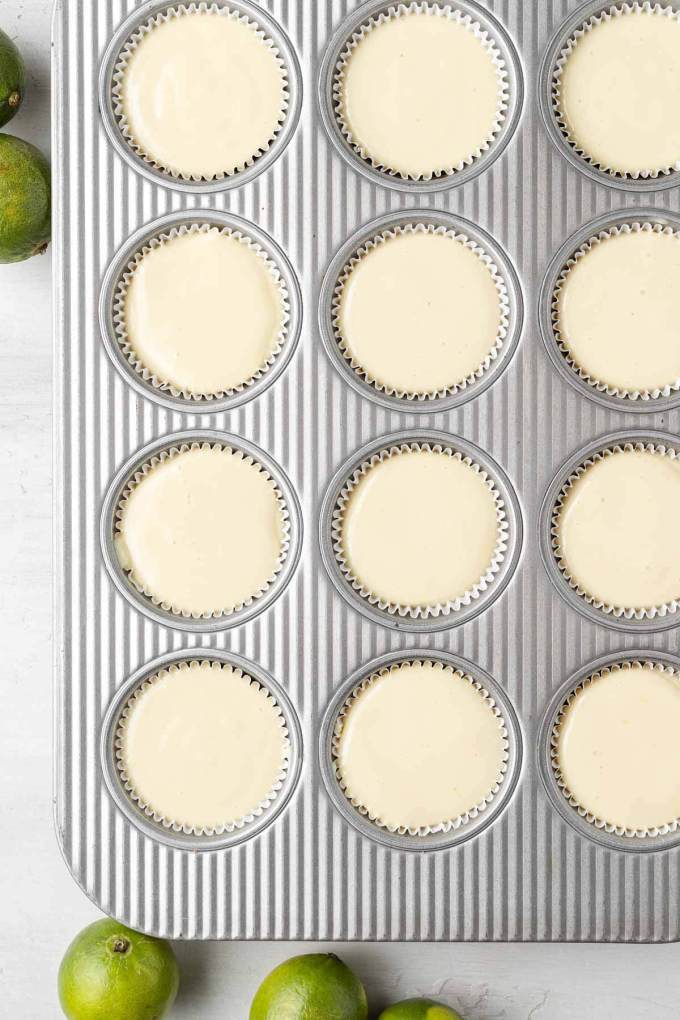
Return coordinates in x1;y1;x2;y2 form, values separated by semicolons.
98;0;303;194
318;209;524;413
319;428;524;633
100;648;304;852
100;429;303;633
317;0;525;194
319;648;523;852
99;209;303;414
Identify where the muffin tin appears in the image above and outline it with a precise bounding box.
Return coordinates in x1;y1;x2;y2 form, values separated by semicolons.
54;0;680;942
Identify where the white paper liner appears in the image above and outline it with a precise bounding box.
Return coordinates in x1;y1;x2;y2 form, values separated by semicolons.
552;2;680;180
332;442;509;619
332;659;510;836
113;222;291;402
551;221;680;401
333;2;509;182
331;222;511;401
551;660;680;838
115;659;291;836
112;3;290;182
114;441;291;619
551;442;680;620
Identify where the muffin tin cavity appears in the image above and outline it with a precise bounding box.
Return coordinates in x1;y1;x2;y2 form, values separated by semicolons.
99;0;302;192
319;0;523;192
101;649;303;851
100;431;303;633
319;649;522;851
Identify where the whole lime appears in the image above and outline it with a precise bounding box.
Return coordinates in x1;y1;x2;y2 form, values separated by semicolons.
378;999;464;1020
250;953;368;1020
0;133;50;262
58;918;179;1020
0;28;26;127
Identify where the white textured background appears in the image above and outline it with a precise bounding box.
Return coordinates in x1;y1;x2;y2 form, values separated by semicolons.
2;0;680;1015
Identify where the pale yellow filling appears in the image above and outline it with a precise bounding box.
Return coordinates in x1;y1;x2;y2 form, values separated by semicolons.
337;230;502;395
336;660;506;831
115;445;284;616
119;661;287;830
557;664;680;832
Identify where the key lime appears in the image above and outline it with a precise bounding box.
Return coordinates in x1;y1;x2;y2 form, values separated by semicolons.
0;133;50;262
250;952;368;1020
58;918;179;1020
378;999;464;1020
0;28;25;127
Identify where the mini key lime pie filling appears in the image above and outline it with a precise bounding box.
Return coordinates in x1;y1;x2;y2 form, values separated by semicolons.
334;226;506;398
554;225;680;396
553;446;680;614
555;4;680;176
117;660;290;834
114;444;287;618
115;6;288;179
333;660;508;834
335;6;506;179
117;226;287;398
335;446;505;615
554;663;680;834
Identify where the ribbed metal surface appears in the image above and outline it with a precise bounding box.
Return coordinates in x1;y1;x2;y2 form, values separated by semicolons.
53;0;680;941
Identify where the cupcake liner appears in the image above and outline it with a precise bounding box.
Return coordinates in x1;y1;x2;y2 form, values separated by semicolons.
551;659;680;838
333;2;509;182
114;441;291;620
332;442;509;619
551;221;680;401
331;222;511;401
550;441;680;620
112;222;291;402
111;2;289;183
115;659;291;836
552;2;680;181
332;658;510;836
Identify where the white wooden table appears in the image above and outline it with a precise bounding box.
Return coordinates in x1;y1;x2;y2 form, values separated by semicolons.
1;2;678;1015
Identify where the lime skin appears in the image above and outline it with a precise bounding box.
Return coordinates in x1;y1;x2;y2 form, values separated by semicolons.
0;28;26;127
0;133;50;262
58;918;179;1020
378;999;464;1020
249;953;369;1020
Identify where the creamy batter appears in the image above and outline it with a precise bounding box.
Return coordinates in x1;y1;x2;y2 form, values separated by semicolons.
559;9;680;174
335;660;506;831
556;664;680;832
119;660;287;831
115;445;284;616
556;448;680;611
340;448;500;608
123;228;285;395
120;9;287;178
338;9;502;178
556;228;680;393
337;229;502;395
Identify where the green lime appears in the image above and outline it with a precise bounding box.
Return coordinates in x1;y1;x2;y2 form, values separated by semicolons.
0;134;50;262
378;999;464;1020
0;28;25;127
249;953;368;1020
58;918;179;1020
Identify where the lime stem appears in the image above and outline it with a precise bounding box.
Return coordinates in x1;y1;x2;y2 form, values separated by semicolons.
8;91;20;109
112;937;131;954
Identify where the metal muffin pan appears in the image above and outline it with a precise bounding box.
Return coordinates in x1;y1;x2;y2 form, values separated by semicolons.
100;429;303;633
319;648;523;852
318;0;525;193
101;647;304;852
99;208;303;414
539;207;680;414
319;208;524;413
98;0;304;193
54;0;680;942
